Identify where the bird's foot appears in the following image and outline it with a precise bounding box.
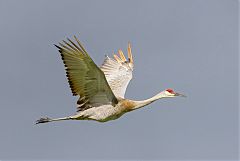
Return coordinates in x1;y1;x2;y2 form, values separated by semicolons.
35;117;52;124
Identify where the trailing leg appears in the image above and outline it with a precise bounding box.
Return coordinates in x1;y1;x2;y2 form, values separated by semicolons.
35;116;73;124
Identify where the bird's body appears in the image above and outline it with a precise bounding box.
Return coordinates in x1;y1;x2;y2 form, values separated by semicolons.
72;99;135;122
36;36;185;124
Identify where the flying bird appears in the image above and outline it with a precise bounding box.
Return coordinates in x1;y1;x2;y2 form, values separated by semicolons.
36;36;185;124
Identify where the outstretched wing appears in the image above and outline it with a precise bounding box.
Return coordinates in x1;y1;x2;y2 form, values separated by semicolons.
100;43;134;98
55;36;118;111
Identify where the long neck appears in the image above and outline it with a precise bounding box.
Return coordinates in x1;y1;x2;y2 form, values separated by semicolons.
131;91;166;110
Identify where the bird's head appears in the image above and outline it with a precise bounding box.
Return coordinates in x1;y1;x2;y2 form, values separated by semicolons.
162;88;186;98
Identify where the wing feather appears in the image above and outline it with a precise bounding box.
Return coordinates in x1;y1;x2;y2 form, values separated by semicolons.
55;37;118;112
100;43;134;98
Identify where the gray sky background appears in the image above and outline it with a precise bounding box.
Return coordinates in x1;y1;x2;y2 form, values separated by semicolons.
0;0;238;160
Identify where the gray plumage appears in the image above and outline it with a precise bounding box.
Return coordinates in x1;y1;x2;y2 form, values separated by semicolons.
36;36;185;124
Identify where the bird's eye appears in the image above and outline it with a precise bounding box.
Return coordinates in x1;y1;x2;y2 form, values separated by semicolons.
166;89;174;94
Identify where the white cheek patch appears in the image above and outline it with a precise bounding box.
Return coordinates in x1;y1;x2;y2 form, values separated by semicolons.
165;91;175;97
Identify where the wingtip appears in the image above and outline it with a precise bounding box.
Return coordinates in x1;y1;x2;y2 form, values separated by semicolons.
54;44;60;49
127;42;133;63
113;54;122;63
112;42;133;64
118;49;127;62
54;44;63;53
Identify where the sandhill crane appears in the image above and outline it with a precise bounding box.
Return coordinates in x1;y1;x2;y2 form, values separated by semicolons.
36;36;185;124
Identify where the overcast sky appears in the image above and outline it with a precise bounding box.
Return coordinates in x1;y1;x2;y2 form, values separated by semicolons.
0;0;238;160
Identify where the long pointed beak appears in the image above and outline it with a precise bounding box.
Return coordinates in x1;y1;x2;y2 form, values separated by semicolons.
174;92;186;97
